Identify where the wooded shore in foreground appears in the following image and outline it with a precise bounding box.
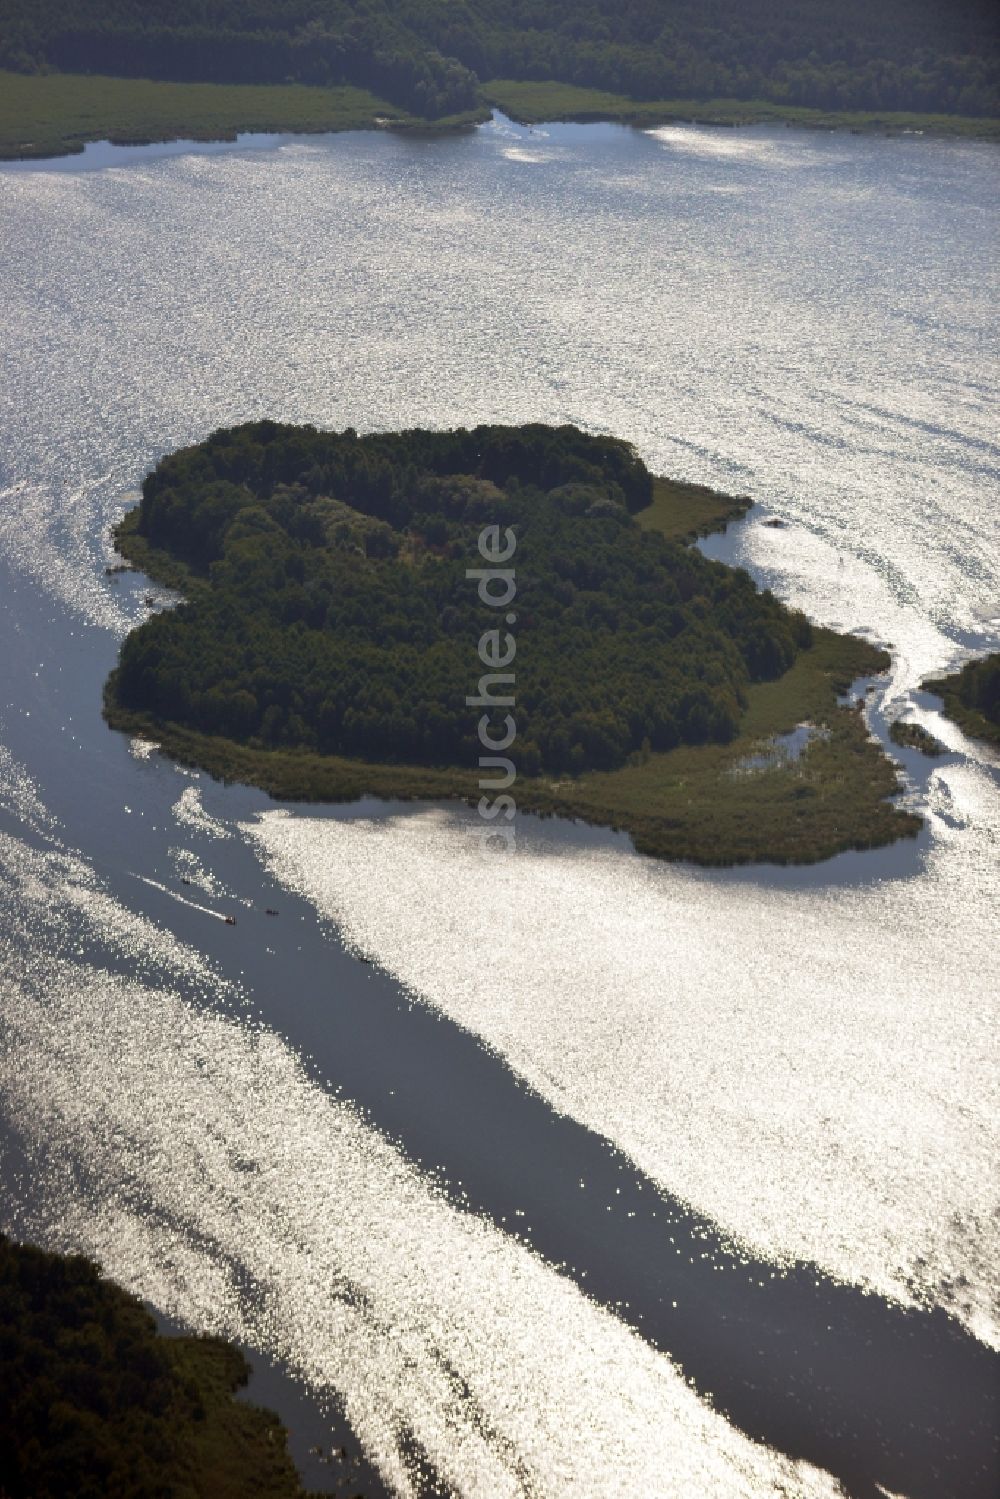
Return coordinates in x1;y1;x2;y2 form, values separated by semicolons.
0;1234;329;1499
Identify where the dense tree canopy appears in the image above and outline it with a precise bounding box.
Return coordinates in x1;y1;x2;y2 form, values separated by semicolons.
2;0;996;117
0;1235;311;1499
111;421;813;777
926;651;1000;747
944;653;1000;726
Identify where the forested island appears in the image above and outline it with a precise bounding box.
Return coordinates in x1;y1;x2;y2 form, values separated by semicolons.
925;653;1000;748
888;719;945;756
106;421;920;865
1;0;997;158
0;1235;325;1498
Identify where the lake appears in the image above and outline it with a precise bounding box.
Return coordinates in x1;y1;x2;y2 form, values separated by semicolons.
0;114;998;1497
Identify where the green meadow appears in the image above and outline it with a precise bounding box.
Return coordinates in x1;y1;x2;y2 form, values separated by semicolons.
0;69;486;159
481;79;1000;140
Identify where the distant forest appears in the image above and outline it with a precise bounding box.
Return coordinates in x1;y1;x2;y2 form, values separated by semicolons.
110;422;813;778
2;0;997;119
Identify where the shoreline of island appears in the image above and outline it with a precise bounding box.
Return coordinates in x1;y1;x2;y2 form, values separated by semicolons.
104;447;921;869
2;69;997;163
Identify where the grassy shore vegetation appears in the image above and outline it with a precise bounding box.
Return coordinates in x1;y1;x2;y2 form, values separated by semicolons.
0;1234;320;1499
481;79;1000;140
2;69;997;162
105;421;920;866
0;70;486;159
924;654;1000;748
636;477;751;543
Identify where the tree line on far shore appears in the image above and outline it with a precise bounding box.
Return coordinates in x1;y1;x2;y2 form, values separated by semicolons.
2;0;996;119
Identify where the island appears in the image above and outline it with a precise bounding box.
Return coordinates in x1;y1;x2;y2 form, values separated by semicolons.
888;719;946;756
924;654;1000;748
105;421;920;866
2;0;997;159
0;1234;327;1499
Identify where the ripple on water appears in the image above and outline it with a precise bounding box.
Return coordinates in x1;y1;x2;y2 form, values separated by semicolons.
172;785;233;840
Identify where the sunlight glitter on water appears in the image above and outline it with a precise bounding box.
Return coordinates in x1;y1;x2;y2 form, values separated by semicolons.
0;117;997;1495
1;122;996;648
247;798;999;1352
0;829;843;1499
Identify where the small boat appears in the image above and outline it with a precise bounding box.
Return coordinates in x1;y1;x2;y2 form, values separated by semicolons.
224;914;237;926
265;907;279;916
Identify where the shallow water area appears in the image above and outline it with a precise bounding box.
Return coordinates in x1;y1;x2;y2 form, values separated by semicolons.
0;113;998;1496
0;131;286;174
728;721;828;774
